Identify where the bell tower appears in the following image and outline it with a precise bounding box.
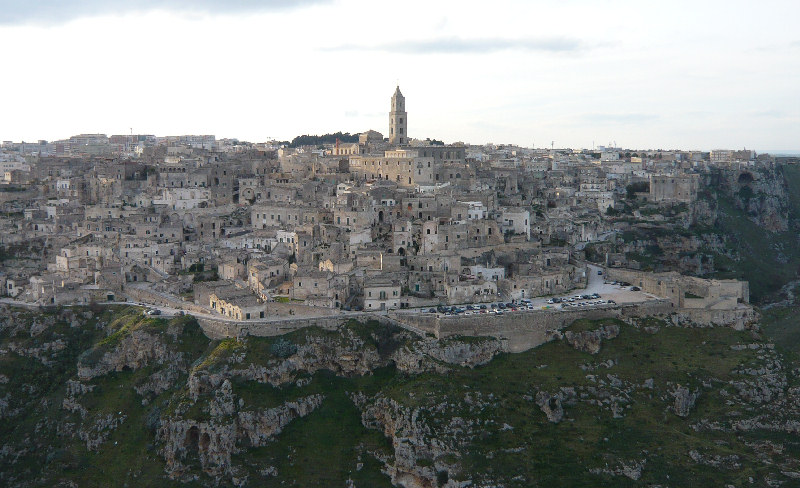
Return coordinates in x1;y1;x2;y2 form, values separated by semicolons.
389;85;407;146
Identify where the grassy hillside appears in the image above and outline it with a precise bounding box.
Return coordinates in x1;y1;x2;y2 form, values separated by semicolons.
2;307;800;486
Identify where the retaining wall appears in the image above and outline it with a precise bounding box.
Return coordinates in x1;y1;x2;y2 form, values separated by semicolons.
193;298;755;351
197;315;352;340
394;300;674;353
125;286;209;314
196;312;404;340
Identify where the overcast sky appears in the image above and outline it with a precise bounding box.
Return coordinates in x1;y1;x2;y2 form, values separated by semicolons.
1;0;798;150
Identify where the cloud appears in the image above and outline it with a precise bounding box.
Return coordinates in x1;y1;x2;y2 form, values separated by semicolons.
749;109;788;118
327;36;587;54
0;0;329;25
582;113;659;124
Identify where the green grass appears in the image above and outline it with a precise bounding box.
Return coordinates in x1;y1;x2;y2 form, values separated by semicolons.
760;304;800;355
0;307;211;487
234;369;395;487
365;318;769;486
2;308;799;486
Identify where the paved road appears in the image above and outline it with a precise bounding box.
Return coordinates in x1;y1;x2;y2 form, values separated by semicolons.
1;264;663;327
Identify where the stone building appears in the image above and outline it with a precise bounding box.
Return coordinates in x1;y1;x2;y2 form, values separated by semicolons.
649;174;699;203
389;86;407;146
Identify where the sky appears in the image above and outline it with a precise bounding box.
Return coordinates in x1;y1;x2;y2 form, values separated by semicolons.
0;0;798;151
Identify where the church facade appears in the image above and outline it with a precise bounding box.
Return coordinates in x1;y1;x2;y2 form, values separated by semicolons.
348;86;472;188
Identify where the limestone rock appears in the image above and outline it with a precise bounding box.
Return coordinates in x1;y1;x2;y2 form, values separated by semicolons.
563;324;620;354
393;337;503;374
671;386;701;417
159;394;324;479
536;391;564;423
229;333;385;387
237;394;324;447
77;330;175;380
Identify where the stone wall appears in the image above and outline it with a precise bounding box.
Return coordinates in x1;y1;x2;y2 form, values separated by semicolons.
125;285;209;314
393;300;674;353
196;312;402;340
604;267;749;308
192;286;755;350
670;307;758;331
197;315;349;340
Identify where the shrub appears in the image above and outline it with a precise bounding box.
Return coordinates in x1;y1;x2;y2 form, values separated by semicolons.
436;470;449;486
270;338;297;358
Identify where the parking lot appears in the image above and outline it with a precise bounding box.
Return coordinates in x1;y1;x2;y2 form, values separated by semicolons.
409;264;660;317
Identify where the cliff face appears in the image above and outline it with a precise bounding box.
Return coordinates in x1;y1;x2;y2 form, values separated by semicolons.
722;167;790;232
3;306;800;487
158;391;325;481
591;166;800;303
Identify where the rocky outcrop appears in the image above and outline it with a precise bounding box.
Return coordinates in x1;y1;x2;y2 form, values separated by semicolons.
536;391;564;423
590;458;647;480
159;419;237;478
78;412;127;451
77;330;176;380
563;324;620;354
159;394;324;479
237;394;324;447
61;380;95;419
393;337;503;374
688;449;741;470
352;392;474;488
671;386;700;417
725;168;789;232
6;338;66;365
135;364;183;399
420;338;503;367
228;333;386;387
